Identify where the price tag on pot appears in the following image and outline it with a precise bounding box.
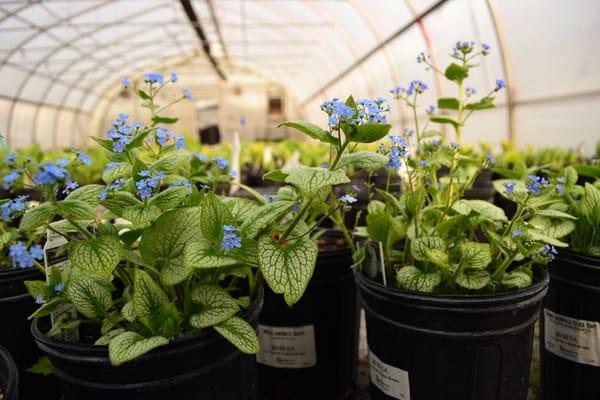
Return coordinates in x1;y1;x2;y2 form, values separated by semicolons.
45;230;79;343
256;324;317;368
544;308;600;367
369;350;410;400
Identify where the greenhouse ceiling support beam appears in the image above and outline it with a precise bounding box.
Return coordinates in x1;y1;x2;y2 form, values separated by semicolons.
301;0;450;106
180;0;226;80
485;0;515;144
205;0;229;61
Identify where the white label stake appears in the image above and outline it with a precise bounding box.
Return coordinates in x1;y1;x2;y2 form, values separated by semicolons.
544;308;600;367
369;350;410;399
256;324;317;368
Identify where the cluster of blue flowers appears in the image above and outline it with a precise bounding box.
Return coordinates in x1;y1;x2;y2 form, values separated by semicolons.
213;157;229;170
5;153;17;165
3;169;21;190
107;114;143;153
74;151;92;166
390;80;429;100
386;135;409;170
356;98;389;124
103;162;123;174
542;245;558;261
453;40;476;56
9;242;43;269
486;154;497;165
339;194;357;204
221;225;242;252
0;196;28;221
136;170;166;200
526;175;549;196
34;158;74;190
503;180;517;195
320;98;355;126
144;72;165;85
98;177;126;201
555;177;566;195
156;127;185;149
169;179;192;192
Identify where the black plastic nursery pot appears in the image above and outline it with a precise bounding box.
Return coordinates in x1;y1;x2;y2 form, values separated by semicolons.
32;291;263;400
0;268;61;400
356;266;549;400
0;345;18;400
540;250;600;400
257;235;360;400
464;168;495;202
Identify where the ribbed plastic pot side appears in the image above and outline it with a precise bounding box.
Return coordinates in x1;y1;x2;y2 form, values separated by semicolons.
0;344;18;400
0;267;61;400
31;289;263;400
541;250;600;400
356;266;549;400
257;236;360;400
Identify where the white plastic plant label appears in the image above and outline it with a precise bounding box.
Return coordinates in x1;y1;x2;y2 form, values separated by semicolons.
369;350;410;400
544;308;600;367
256;324;317;368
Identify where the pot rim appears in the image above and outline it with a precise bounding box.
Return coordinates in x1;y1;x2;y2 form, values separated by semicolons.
0;344;18;398
355;264;549;306
32;286;263;364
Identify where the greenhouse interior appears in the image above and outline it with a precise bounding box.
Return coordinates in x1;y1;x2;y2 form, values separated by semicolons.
0;1;599;400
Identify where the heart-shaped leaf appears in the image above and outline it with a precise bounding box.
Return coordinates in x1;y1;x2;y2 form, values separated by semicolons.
199;193;234;242
139;207;202;263
190;285;240;328
240;201;295;238
455;269;491;290
19;203;56;231
284;166;349;197
278;120;338;145
56;200;96;221
337;151;388;172
183;241;238;269
149;186;189;211
65;184;105;204
258;235;317;306
65;269;113;320
214;316;259;354
395;266;441;292
102;164;131;184
69;235;123;279
108;331;169;366
459;242;492;269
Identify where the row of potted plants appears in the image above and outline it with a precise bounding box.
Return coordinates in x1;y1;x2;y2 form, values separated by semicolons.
0;42;598;400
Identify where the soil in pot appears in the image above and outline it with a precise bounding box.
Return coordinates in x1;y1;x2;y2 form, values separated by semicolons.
0;345;18;400
256;232;360;400
0;268;61;400
356;266;548;400
32;291;263;400
540;250;600;400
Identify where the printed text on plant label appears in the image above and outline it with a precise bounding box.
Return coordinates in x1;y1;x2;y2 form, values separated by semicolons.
256;324;317;368
544;308;600;367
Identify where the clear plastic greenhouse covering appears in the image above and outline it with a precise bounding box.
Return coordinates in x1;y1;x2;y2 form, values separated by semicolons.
0;0;599;153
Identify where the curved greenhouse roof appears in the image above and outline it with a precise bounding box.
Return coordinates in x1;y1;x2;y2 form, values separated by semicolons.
0;0;599;152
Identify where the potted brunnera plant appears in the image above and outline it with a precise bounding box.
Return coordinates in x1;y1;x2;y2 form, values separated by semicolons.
257;98;391;399
0;151;85;400
526;164;600;400
344;42;574;400
21;73;351;400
